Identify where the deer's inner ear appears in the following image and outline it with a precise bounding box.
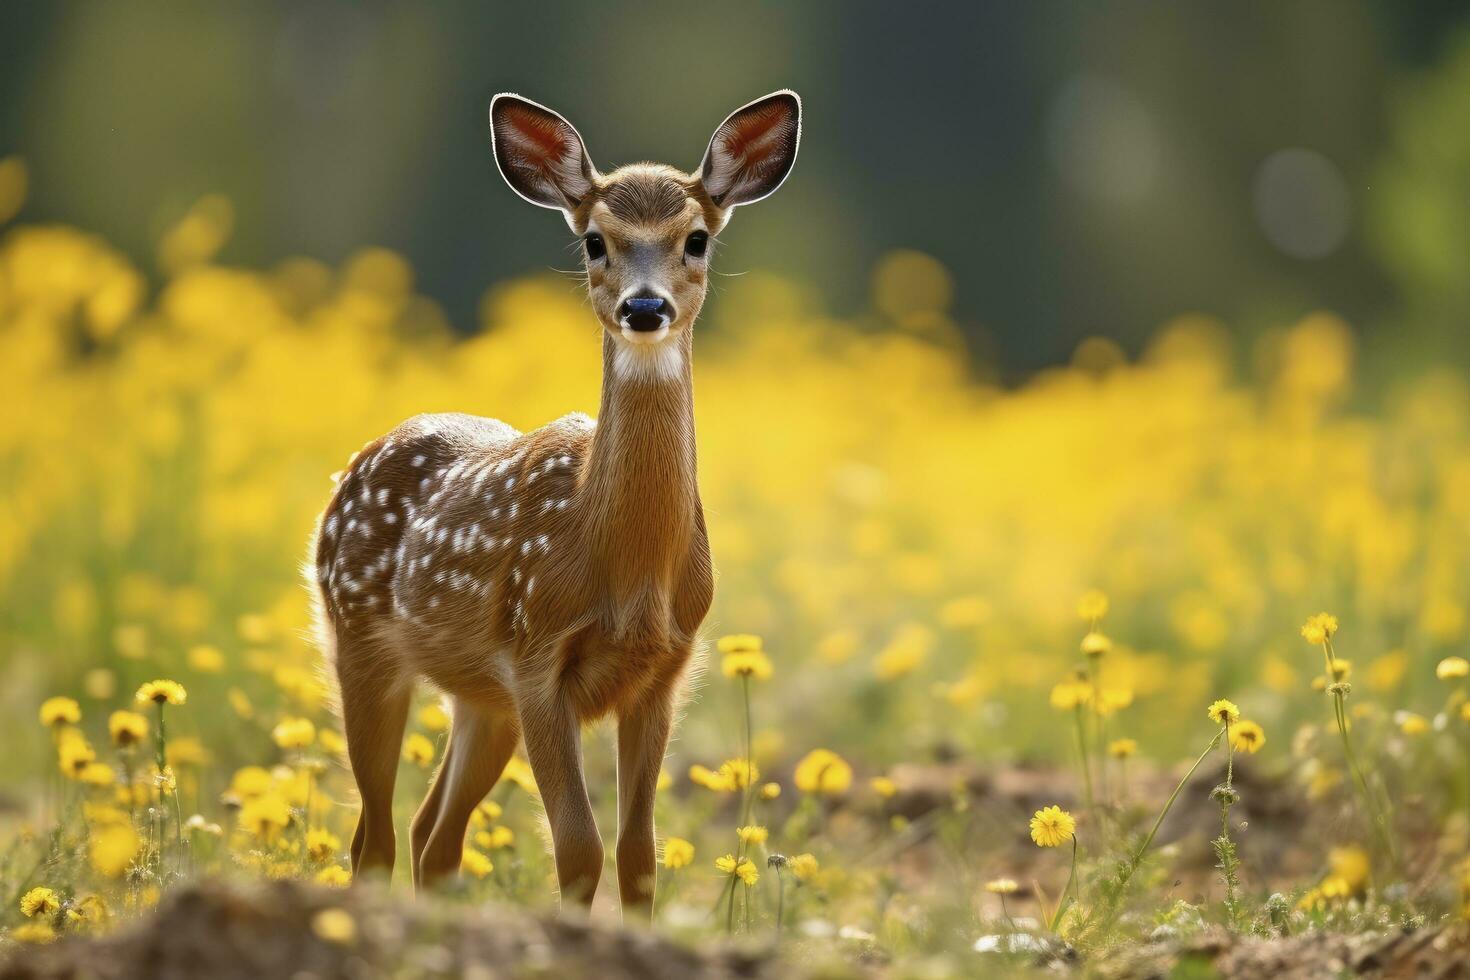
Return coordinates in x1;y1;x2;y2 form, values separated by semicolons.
699;91;801;209
490;94;598;211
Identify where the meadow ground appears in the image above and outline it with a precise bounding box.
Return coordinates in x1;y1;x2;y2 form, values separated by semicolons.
4;176;1470;973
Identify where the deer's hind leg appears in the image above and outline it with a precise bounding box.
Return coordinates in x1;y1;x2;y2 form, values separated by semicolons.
336;635;412;879
413;696;520;889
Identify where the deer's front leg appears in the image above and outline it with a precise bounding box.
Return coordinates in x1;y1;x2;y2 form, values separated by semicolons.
616;688;675;920
517;685;602;908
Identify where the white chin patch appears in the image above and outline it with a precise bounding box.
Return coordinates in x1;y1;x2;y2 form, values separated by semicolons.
613;330;684;382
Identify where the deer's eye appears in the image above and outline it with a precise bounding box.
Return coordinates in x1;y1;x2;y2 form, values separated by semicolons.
583;233;606;262
684;231;709;259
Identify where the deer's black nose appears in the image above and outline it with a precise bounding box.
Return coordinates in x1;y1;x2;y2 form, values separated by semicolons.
619;295;669;332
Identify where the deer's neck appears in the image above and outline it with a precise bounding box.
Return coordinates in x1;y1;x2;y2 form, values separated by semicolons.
579;330;698;588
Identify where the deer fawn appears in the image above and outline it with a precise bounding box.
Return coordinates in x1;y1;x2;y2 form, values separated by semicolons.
311;91;801;915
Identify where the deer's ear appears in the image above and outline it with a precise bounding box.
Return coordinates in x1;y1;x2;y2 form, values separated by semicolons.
698;90;801;209
490;94;598;212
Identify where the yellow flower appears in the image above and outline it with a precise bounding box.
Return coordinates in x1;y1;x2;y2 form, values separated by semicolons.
717;634;763;655
89;823;140;878
57;730;97;778
1398;712;1429;736
39;696;81;727
271;717;316;750
307;828;342;863
186;644;226;673
316;866;352;887
716;854;759;886
1029;805;1076;848
737;825;769;845
1080;631;1112;658
418;703;450;732
721;648;774;680
1329;845;1370;892
403;733;436;767
230;765;274;799
760;781;782;800
475;825;515;850
793;749;852;795
20;886;60;918
984;877;1019;894
1437;656;1470;681
1077;589;1109;622
79;761;116;787
1050;680;1093;711
1229;720;1266;754
1300;613;1339;646
875;624;933;680
1206;699;1240;725
870;776;898;798
238;793;292;838
108;710;149;748
718;758;759;789
789;853;819;881
135;679;187;706
11;923;56;944
310;908;357;945
461;848;494;878
663;837;695;869
1108;738;1138;759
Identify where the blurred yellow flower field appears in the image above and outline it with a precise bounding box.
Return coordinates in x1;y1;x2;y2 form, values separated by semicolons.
6;176;1470;962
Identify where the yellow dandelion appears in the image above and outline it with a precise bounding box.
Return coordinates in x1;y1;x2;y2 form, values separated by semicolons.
11;923;56;944
1206;699;1240;725
57;730;96;778
793;749;852;795
1077;589;1109;622
1437;656;1470;681
1050;680;1093;711
737;825;769;845
403;733;436;768
717;634;763;655
238;793;292;838
39;696;81;728
789;852;819;882
1229;720;1266;754
135;679;187;706
307;828;341;863
478;826;514;850
186;644;226;673
271;717;316;750
461;848;494;878
1029;805;1076;848
316;865;352;887
230;765;274;799
89;824;140;878
108;710;148;748
721;648;774;680
870;776;898;798
1108;738;1138;759
1329;845;1370;892
20;887;60;918
1080;631;1112;658
984;877;1019;894
760;781;782;800
1300;613;1339;646
716;854;759;886
79;762;116;787
663;837;695;869
717;758;759;790
1398;712;1429;736
311;908;357;945
418;702;450;732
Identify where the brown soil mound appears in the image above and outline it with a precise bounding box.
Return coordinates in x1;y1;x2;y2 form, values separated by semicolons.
0;879;777;980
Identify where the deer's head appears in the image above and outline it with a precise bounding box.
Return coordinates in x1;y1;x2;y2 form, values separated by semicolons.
490;91;801;363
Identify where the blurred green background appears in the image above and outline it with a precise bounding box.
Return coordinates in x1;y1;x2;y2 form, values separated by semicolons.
6;0;1470;377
